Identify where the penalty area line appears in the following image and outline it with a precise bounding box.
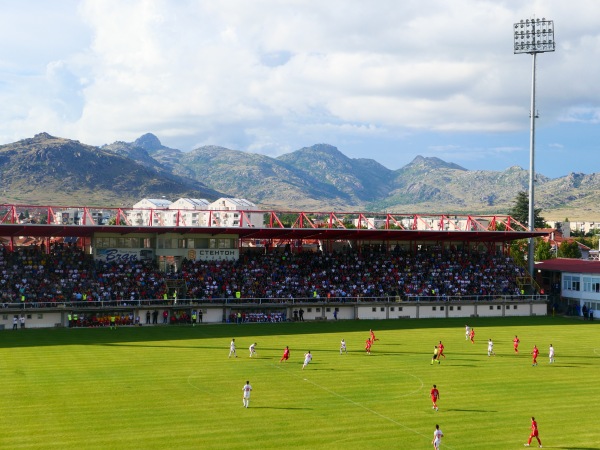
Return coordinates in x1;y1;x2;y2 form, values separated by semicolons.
273;364;453;449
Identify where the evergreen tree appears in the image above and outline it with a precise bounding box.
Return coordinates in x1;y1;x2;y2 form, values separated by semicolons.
509;239;528;266
557;240;582;258
534;238;555;261
508;191;547;228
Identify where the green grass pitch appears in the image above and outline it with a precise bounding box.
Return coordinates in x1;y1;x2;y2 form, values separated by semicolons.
1;316;599;449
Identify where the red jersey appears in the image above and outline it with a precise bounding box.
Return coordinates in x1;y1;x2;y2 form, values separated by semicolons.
532;347;539;357
438;343;444;353
430;388;439;400
283;348;290;358
365;339;372;350
531;419;538;436
513;337;520;347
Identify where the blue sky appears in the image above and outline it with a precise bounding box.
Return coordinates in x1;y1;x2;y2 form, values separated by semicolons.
1;0;599;178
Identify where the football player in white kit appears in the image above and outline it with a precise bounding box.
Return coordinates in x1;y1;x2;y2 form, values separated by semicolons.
302;351;312;369
549;344;555;363
229;339;238;358
242;381;252;408
249;342;257;358
465;324;470;340
340;339;347;354
487;339;495;356
432;424;444;449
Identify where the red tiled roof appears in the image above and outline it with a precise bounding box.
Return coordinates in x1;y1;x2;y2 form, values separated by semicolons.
535;258;600;274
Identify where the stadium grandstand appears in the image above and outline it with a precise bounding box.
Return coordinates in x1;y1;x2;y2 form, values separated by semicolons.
0;203;549;329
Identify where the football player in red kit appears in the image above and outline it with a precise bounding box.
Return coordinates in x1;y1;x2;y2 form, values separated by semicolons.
370;329;379;343
280;346;290;363
513;335;520;353
531;345;539;366
365;338;372;355
430;384;440;411
525;416;542;447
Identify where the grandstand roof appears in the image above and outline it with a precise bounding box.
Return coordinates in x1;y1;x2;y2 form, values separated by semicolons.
535;258;600;274
0;223;547;243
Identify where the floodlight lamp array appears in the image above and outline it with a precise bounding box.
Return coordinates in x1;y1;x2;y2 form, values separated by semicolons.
514;18;555;54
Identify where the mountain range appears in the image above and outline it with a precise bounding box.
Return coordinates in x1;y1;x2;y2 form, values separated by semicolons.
1;132;599;220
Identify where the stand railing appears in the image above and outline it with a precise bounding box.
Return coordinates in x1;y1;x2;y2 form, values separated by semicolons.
1;294;548;310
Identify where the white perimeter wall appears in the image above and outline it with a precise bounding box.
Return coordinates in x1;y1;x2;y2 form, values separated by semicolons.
0;302;547;330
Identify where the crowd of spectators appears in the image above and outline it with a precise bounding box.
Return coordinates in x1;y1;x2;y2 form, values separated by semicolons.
178;246;526;301
1;243;527;306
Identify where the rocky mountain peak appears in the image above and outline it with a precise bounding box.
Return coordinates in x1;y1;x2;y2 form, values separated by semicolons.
406;155;467;171
134;133;163;151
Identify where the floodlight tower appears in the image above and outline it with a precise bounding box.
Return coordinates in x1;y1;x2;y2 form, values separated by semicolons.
513;18;555;282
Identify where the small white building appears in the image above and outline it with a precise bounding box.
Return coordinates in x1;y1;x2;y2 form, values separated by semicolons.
536;258;600;319
208;198;263;228
168;198;210;226
128;198;172;226
352;218;387;229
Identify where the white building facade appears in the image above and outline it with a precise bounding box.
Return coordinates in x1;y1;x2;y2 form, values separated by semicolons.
207;198;263;228
167;198;210;226
126;197;263;228
561;271;600;319
127;199;173;226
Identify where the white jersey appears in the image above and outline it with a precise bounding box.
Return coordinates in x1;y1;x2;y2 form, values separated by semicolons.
242;383;252;398
304;353;312;364
433;428;443;443
549;346;554;357
340;340;346;350
488;341;494;351
229;340;237;357
465;325;470;336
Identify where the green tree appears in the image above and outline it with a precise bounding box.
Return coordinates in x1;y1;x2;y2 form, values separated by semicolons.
493;222;507;231
509;239;528;266
557;240;582;258
534;238;555;261
508;191;547;228
574;236;595;249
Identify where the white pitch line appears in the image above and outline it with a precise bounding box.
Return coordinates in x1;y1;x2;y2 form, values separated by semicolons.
187;373;216;396
274;364;454;449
